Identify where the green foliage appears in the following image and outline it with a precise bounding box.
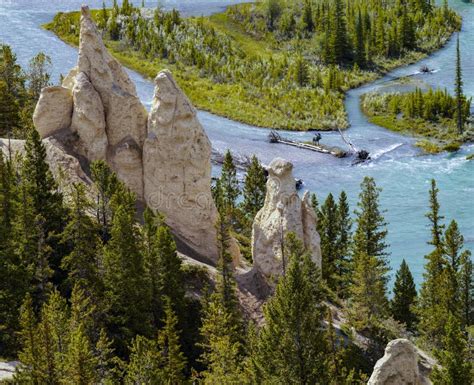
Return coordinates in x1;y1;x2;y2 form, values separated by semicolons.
103;186;152;354
361;88;472;147
430;314;472;385
350;177;389;328
45;1;459;130
220;150;240;210
241;155;266;221
455;34;464;135
417;180;473;350
252;233;327;384
319;193;339;288
391;259;417;330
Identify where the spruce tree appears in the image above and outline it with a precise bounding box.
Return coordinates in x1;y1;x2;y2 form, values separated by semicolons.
426;179;444;252
26;52;51;104
156;298;187;384
0;153;27;355
103;188;152;354
241;155;266;221
90;160;119;243
430;314;472;385
455;34;464;135
391;259;417;330
350;177;389;327
335;191;352;297
61;183;102;300
331;0;352;64
63;287;98;385
220;150;240;210
352;177;389;274
355;9;366;67
0;80;21;137
22;128;66;285
418;180;451;348
125;335;160;384
458;250;473;329
15;294;42;383
198;291;244;384
253;233;327;384
319;193;339;290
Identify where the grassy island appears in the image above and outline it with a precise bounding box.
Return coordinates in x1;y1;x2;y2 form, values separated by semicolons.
45;0;460;130
361;88;473;153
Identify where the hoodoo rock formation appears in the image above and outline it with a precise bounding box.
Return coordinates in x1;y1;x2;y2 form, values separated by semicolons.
368;339;433;385
144;71;219;261
32;6;221;263
251;158;322;279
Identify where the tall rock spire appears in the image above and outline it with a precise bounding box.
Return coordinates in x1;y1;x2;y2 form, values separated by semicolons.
32;6;225;263
145;70;219;262
251;158;321;280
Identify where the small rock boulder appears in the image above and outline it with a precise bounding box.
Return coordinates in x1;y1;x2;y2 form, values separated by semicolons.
251;158;322;280
368;339;432;385
33;86;73;137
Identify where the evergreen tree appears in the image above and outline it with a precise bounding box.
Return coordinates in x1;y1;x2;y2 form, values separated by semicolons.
430;314;472;385
0;80;21;137
391;259;417;330
241;155;266;221
90;160;119;243
61;184;102;300
26;52;52;104
103;188;152;354
0;153;27;355
0;44;25;100
15;294;42;384
302;0;314;33
455;35;464;134
156;298;187;384
63;286;98;385
354;9;366;67
418;180;451;348
291;53;310;87
253;233;327;384
330;0;352;64
125;335;160;384
350;177;389;327
220;150;240;210
22;128;66;285
319;193;339;289
335;191;352;297
352;177;389;274
426;179;444;252
198;292;244;384
458;250;473;329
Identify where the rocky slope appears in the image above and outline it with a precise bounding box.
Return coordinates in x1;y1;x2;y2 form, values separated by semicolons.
33;6;221;264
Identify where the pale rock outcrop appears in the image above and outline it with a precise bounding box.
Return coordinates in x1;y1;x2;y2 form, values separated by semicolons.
32;6;225;263
252;158;321;279
0;138;92;195
368;339;432;385
144;71;219;262
70;72;108;161
33;86;73;137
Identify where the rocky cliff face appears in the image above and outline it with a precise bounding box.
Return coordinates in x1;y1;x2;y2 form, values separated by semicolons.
32;6;221;263
251;158;321;279
368;339;434;385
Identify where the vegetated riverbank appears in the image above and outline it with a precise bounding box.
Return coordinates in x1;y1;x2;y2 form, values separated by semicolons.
361;89;473;153
44;0;460;131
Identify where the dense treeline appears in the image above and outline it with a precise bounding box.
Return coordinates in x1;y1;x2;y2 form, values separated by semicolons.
1;49;472;383
45;0;460;130
362;88;473;151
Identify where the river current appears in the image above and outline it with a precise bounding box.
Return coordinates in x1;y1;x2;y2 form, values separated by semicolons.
1;0;472;287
